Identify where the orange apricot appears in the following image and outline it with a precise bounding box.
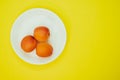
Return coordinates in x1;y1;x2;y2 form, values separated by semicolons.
34;26;50;42
21;35;37;52
36;43;53;57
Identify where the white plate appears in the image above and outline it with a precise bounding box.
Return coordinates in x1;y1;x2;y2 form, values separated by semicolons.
10;8;67;65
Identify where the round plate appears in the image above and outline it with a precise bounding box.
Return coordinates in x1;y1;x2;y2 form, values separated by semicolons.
10;8;67;65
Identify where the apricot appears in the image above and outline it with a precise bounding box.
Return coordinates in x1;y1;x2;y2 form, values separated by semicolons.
21;35;37;52
36;43;53;57
34;26;50;42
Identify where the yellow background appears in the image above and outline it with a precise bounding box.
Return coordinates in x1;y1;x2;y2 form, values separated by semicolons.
0;0;120;80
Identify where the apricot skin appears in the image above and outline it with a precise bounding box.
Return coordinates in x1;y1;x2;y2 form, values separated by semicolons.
21;35;37;52
36;43;53;57
34;26;50;42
